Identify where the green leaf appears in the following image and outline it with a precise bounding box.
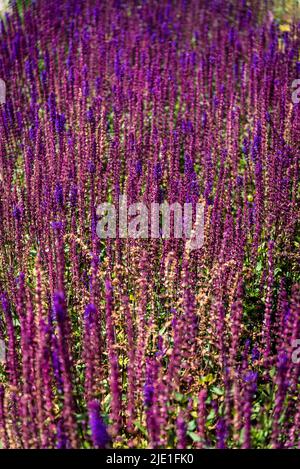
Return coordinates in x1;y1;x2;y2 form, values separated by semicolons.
211;386;224;396
187;432;202;442
187;420;196;431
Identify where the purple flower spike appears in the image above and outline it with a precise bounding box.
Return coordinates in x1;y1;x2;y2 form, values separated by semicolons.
88;400;111;449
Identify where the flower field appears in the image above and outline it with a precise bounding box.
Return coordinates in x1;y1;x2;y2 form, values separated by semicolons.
0;0;299;449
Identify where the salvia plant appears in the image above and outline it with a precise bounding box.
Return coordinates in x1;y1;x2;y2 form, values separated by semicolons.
0;0;299;449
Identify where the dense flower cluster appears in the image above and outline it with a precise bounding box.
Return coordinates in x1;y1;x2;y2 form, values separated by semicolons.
0;0;299;449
